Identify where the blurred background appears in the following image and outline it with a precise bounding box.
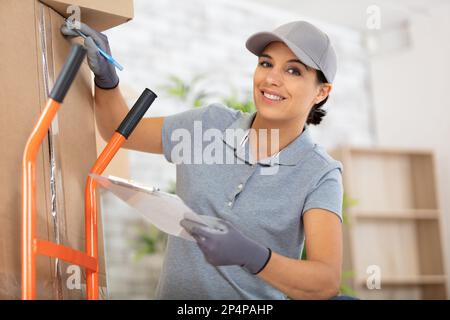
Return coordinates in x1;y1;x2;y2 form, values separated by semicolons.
96;0;450;299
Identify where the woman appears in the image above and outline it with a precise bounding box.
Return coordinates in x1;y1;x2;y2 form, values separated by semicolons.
62;20;345;300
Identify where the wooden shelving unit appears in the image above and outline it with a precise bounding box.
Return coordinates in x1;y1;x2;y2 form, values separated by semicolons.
331;147;448;299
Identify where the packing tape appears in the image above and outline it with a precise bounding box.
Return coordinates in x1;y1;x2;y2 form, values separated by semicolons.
38;2;66;299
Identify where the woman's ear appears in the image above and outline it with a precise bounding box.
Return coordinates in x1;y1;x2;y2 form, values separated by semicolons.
315;83;332;104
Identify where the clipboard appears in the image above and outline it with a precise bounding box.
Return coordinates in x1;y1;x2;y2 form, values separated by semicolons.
89;173;208;241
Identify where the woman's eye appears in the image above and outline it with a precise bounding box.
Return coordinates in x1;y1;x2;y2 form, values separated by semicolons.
259;61;271;68
258;61;301;76
287;67;301;76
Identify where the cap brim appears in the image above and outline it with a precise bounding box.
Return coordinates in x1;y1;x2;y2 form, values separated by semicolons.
245;31;320;71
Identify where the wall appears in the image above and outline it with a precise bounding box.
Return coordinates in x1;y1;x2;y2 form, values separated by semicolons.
370;3;450;295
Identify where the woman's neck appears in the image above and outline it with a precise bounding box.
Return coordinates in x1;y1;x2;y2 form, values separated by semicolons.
249;113;306;162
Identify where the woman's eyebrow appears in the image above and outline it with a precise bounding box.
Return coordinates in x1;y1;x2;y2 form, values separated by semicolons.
259;53;309;70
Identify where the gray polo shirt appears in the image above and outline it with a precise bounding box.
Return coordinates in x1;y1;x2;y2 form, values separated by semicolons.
155;103;343;300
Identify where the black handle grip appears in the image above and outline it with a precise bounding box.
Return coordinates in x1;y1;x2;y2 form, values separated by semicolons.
116;88;157;139
50;44;87;103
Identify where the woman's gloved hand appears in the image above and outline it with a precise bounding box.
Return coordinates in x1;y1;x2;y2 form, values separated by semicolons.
60;22;119;89
180;217;272;274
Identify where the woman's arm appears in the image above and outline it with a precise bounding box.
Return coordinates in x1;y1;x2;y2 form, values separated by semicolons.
257;208;342;300
61;22;165;154
181;207;343;299
95;85;165;154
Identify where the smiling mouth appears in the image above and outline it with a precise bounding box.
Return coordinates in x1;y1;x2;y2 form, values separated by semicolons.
260;90;286;102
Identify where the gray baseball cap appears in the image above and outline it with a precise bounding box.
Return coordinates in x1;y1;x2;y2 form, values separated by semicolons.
245;21;337;83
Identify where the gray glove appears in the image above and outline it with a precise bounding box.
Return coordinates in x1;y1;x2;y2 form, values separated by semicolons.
60;22;119;89
180;217;271;274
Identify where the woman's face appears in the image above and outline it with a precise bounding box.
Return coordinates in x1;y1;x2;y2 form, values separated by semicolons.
253;41;331;124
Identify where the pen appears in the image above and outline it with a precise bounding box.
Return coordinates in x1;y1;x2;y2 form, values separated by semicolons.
65;20;124;71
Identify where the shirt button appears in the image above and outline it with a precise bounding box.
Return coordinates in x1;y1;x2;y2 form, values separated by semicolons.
227;201;233;207
238;184;243;189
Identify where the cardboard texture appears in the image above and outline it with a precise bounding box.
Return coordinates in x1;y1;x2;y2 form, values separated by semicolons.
0;0;132;299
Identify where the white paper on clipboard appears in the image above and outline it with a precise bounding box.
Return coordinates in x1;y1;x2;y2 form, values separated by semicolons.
89;173;207;241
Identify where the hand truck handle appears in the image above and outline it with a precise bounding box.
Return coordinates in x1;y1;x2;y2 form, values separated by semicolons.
49;44;87;102
116;88;157;139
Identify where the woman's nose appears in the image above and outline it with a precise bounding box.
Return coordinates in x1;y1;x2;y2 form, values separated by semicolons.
265;68;283;86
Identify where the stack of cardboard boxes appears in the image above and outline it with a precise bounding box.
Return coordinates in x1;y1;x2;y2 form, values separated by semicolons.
0;0;133;299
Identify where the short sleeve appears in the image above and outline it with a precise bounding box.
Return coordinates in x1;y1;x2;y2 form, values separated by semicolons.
302;166;344;223
161;107;208;163
161;104;239;164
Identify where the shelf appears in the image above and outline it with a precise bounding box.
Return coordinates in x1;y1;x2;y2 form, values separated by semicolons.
332;146;448;299
357;274;447;286
350;209;440;220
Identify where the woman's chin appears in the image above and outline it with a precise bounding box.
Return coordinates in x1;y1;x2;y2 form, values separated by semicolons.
255;103;287;121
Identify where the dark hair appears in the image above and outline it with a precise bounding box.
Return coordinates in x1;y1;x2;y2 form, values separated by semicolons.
306;70;329;125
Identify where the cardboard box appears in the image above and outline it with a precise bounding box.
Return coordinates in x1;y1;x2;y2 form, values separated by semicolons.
0;0;133;299
40;0;134;31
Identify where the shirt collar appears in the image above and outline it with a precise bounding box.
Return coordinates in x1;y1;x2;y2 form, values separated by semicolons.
221;110;316;166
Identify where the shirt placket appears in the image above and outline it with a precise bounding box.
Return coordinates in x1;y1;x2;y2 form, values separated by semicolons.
224;130;257;211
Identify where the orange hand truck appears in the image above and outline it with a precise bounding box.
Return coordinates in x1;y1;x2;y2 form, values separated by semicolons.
22;44;157;299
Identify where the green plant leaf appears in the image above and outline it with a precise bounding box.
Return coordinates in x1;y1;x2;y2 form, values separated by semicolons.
158;75;190;100
132;225;168;261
